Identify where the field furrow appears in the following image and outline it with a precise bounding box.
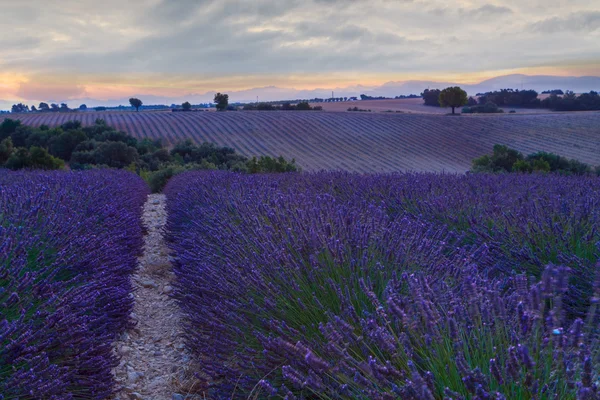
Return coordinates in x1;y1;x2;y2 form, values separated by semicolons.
10;111;600;172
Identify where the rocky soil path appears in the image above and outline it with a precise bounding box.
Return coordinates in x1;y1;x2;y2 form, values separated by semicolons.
112;194;199;400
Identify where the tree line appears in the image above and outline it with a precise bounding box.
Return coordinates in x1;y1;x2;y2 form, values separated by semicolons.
423;88;600;112
0;118;299;191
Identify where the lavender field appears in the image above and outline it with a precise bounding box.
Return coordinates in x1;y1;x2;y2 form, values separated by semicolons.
0;170;148;398
166;171;600;399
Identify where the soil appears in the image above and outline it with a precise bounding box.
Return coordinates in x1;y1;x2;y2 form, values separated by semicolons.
111;194;203;400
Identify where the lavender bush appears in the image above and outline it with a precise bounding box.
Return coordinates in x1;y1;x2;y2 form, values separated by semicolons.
166;172;599;399
0;170;148;399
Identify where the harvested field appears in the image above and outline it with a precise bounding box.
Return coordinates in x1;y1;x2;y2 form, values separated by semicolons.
12;111;600;172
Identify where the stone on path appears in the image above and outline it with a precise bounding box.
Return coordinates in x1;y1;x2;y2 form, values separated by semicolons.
112;194;200;399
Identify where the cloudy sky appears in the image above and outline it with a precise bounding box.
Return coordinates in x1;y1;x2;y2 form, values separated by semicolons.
1;0;599;108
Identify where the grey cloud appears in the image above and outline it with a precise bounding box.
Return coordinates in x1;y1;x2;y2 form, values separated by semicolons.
532;11;600;33
0;0;598;101
469;4;513;16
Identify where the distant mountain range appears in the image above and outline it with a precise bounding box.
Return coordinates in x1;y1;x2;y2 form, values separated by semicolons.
5;74;600;110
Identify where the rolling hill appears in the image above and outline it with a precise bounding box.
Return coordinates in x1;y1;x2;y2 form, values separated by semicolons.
11;111;600;173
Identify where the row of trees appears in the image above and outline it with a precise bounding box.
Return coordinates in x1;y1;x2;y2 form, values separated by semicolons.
540;91;600;111
242;101;322;111
477;89;540;108
11;102;87;113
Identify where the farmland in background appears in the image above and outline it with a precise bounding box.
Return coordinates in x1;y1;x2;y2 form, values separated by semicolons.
311;97;557;114
12;110;600;173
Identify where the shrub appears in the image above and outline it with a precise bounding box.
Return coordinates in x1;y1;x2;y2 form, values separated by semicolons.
5;147;64;170
296;101;311;110
146;165;187;193
462;102;504;114
0;137;14;164
92;141;139;168
246;155;299;173
472;146;597;175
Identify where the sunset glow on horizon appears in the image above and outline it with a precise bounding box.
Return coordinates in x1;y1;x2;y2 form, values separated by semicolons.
1;0;598;108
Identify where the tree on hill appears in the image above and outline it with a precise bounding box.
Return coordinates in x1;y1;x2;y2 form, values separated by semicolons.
214;93;229;111
421;89;441;107
129;98;143;112
60;103;70;112
11;103;29;113
439;86;468;114
182;101;192;111
39;102;50;112
51;103;59;112
79;104;87;111
296;101;311;111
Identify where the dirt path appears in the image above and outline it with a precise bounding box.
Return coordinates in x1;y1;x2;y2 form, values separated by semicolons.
112;194;198;400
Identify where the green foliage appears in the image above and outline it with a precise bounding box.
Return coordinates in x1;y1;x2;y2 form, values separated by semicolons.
478;89;540;108
10;126;31;147
421;88;441;106
530;158;551;172
472;144;524;172
541;91;600;111
146;165;186;193
0;118;21;141
0;137;14;164
182;101;192;111
439;86;468;114
295;101;311;110
29;147;65;169
1;118;298;190
511;159;532;173
93;141;139;168
246;156;299;173
462;102;504;114
48;130;87;160
472;145;596;175
129;97;143;111
214;92;229;111
5;147;63;170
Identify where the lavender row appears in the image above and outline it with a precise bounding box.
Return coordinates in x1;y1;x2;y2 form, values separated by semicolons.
166;171;599;399
0;170;148;399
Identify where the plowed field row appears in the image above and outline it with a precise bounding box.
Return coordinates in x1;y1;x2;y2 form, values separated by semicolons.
12;111;600;172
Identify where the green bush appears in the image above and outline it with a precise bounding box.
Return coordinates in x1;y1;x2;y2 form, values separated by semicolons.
0;137;14;164
93;141;139;168
462;102;504;114
1;118;299;190
5;147;63;170
512;159;532;173
473;145;596;175
247;156;299;173
146;165;186;193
